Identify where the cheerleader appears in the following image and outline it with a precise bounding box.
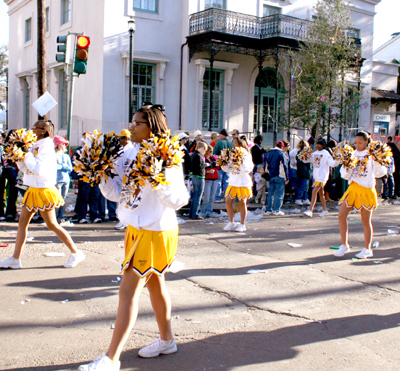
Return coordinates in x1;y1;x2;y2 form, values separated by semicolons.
222;136;254;232
334;131;387;259
78;106;188;371
0;121;85;269
303;138;339;218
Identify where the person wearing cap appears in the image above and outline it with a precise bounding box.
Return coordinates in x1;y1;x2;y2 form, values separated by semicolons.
178;132;191;178
71;132;102;224
213;128;232;202
108;129;133;230
54;135;72;223
265;141;289;216
188;130;204;153
302;138;339;218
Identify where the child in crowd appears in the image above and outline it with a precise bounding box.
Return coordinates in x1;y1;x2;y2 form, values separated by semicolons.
334;131;387;259
303;138;338;218
382;155;395;199
295;140;312;206
54;135;72;223
223;137;254;232
200;145;219;218
79;106;188;371
0;121;85;269
254;165;267;204
189;141;207;219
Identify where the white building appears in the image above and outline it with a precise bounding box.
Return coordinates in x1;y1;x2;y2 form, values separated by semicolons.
372;32;400;139
5;0;382;146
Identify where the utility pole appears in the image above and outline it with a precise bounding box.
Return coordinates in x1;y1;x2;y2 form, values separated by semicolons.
37;0;47;120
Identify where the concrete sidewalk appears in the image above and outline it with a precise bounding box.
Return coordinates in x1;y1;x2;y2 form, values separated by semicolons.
1;198;400;370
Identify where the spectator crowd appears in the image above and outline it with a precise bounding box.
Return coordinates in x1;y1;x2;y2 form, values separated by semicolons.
1;127;399;231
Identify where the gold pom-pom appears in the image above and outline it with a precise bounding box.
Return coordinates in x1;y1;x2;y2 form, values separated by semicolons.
298;145;312;162
332;142;358;170
73;131;123;185
4;129;37;162
122;130;184;208
216;148;230;167
368;140;392;167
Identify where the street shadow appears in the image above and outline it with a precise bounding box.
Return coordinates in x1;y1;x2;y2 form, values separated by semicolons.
6;274;120;301
5;312;400;371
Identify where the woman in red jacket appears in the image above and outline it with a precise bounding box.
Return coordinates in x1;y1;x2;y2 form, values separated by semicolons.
200;145;219;218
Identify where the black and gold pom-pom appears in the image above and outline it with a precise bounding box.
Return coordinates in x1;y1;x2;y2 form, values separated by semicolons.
73;130;123;185
368;140;392;167
4;129;37;162
332;142;358;170
122;130;183;205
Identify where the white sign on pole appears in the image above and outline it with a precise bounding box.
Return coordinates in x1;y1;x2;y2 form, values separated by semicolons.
32;92;58;117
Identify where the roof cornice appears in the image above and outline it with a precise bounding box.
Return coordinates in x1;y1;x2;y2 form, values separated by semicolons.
6;0;32;16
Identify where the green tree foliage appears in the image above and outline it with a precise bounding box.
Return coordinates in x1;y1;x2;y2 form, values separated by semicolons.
288;0;361;140
0;45;8;111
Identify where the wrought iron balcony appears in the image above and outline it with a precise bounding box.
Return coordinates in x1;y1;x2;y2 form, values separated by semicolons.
189;8;311;41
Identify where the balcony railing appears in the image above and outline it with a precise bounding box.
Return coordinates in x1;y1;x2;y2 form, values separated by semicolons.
189;8;311;40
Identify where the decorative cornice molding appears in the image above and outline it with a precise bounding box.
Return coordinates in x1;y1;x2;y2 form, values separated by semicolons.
348;5;376;17
7;0;32;16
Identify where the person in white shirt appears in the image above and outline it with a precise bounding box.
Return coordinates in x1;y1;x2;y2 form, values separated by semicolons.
334;131;387;259
303;138;339;218
79;106;188;371
222;137;254;232
0;121;85;269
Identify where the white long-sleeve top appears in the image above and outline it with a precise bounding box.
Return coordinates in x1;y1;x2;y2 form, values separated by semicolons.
221;150;254;187
99;143;189;231
304;149;339;183
340;149;387;188
17;137;57;188
289;148;299;170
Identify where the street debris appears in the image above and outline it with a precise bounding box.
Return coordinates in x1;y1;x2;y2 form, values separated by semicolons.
60;220;74;226
111;277;122;283
330;246;340;250
288;243;302;248
172;315;180;320
21;299;31;304
26;237;35;241
65;205;75;212
373;241;379;249
206;222;214;225
387;229;399;235
102;267;110;270
373;261;383;264
44;252;65;257
247;269;266;274
169;260;185;273
177;217;186;225
60;299;69;304
0;243;9;247
234;211;260;222
289;208;301;214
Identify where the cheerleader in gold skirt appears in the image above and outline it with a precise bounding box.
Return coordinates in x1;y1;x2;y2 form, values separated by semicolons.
334;131;387;259
79;107;188;371
0;121;85;269
222;137;254;233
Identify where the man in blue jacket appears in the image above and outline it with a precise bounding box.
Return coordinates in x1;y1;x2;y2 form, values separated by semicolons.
265;141;289;216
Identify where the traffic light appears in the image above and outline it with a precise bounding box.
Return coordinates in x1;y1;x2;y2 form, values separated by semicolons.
73;35;90;75
56;35;72;63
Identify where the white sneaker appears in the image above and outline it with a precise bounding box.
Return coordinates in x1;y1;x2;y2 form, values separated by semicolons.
303;199;311;205
0;216;6;222
320;210;329;217
303;210;313;217
78;355;120;371
334;245;350;257
64;250;86;268
295;199;303;206
114;222;126;230
264;211;272;216
273;211;285;216
235;224;246;232
223;222;237;231
355;248;373;259
0;256;22;269
79;218;89;224
138;338;177;358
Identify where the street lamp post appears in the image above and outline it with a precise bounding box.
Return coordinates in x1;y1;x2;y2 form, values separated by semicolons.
128;18;136;124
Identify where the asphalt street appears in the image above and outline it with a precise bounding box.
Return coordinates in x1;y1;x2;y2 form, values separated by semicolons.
1;199;400;371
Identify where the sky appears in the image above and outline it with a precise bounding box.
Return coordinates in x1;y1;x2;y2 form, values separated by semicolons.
0;0;399;49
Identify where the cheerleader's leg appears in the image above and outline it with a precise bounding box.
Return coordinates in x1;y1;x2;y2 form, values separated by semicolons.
40;208;78;254
338;202;352;247
360;208;373;250
13;205;36;259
